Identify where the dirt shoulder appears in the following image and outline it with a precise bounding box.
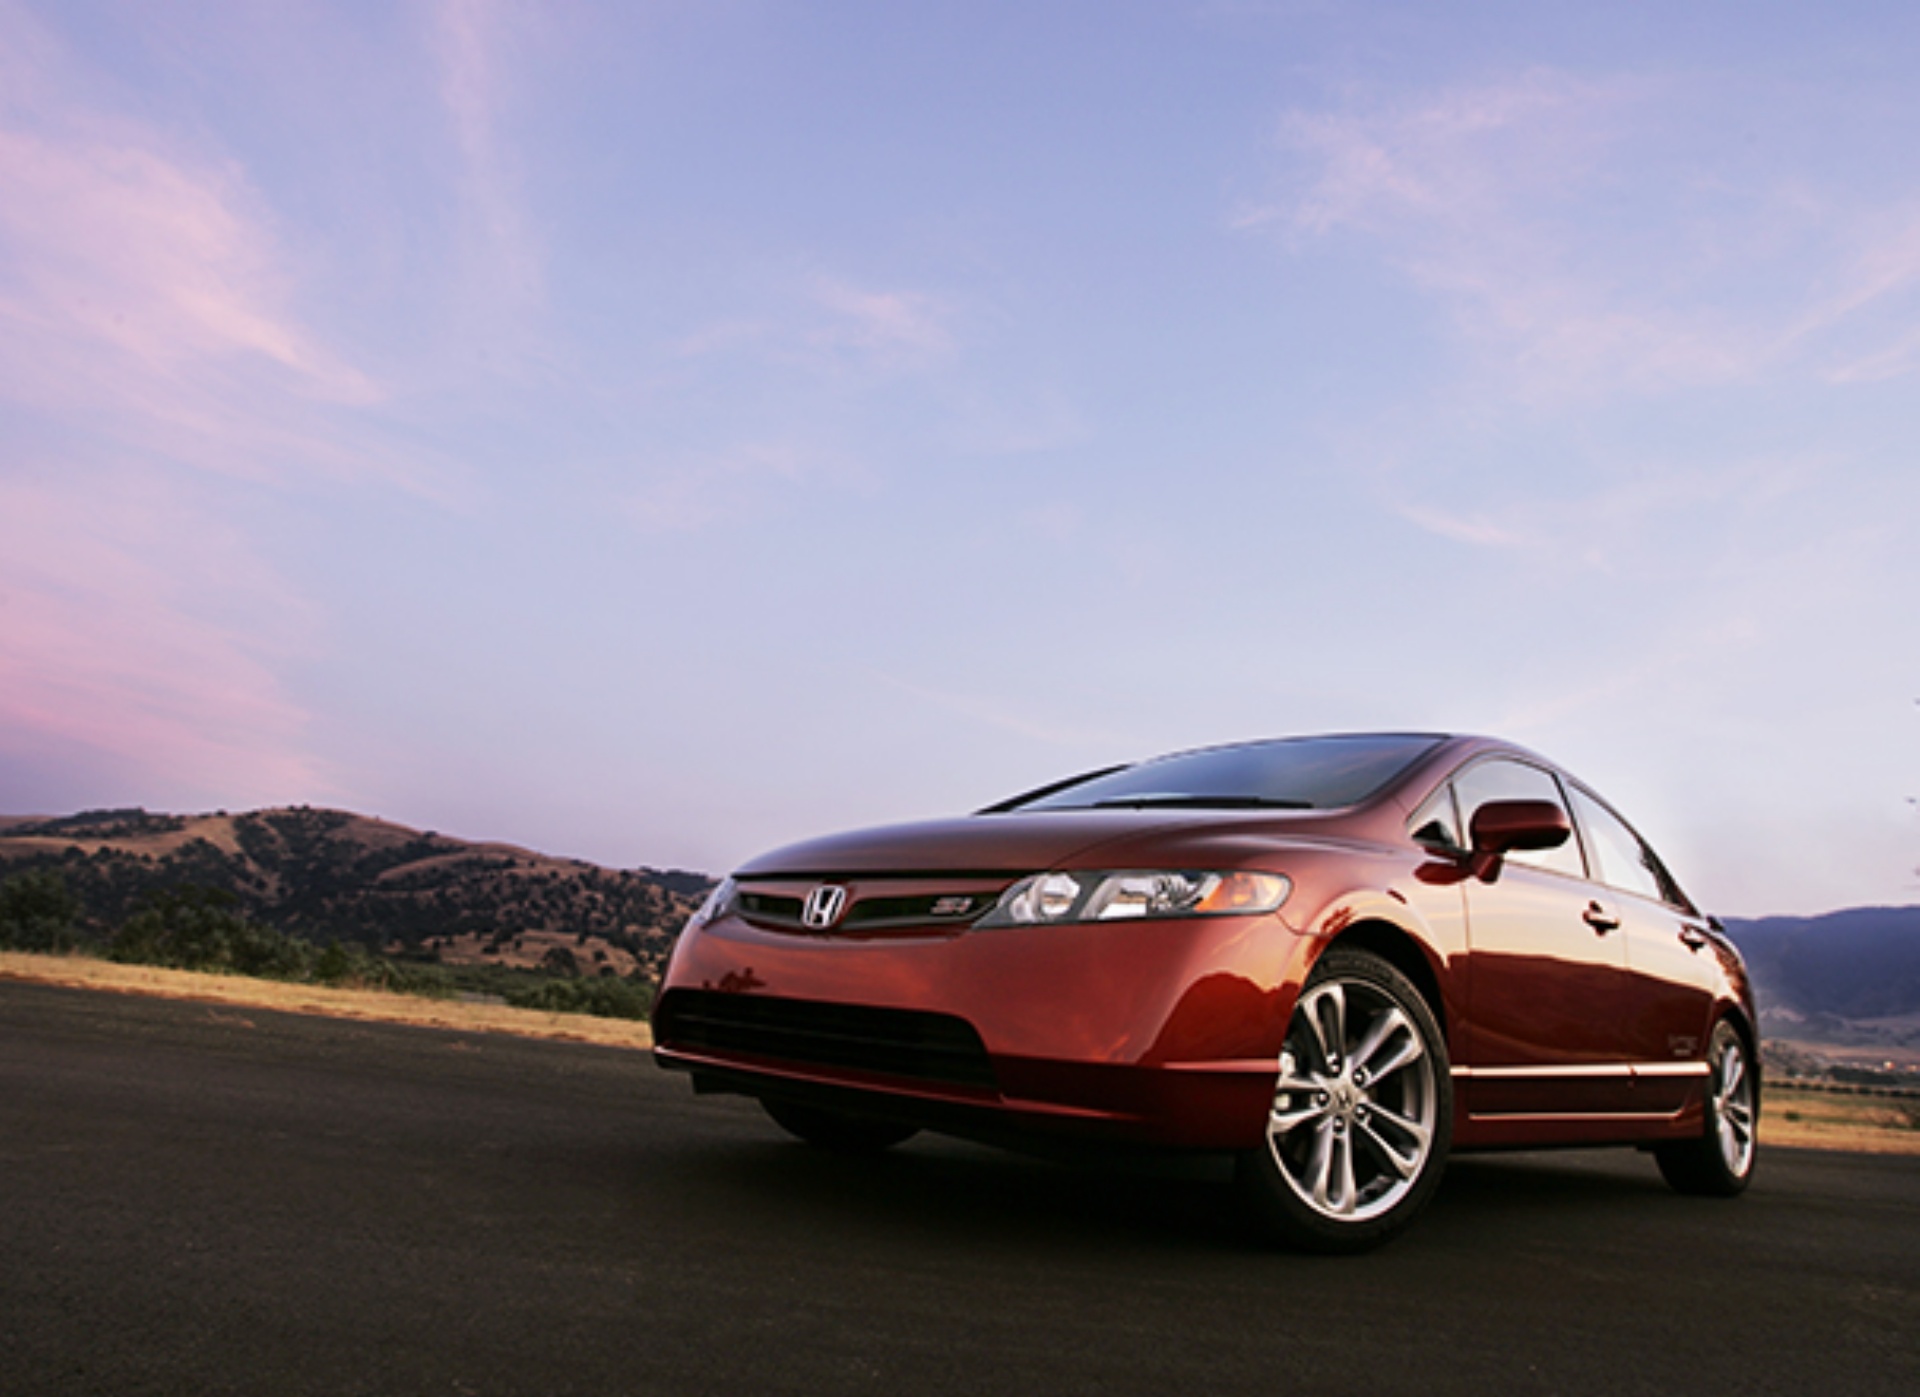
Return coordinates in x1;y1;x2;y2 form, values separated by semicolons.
1762;1083;1920;1156
0;951;653;1051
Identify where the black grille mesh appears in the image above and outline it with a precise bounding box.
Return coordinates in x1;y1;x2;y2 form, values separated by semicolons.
655;990;996;1088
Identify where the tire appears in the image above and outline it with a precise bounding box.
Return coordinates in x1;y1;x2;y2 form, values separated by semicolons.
1655;1019;1757;1196
1237;948;1452;1253
761;1098;919;1153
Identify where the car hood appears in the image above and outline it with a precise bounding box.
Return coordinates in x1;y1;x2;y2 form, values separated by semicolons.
733;809;1353;877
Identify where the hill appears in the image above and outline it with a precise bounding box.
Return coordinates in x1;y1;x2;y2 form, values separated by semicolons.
0;806;712;981
1721;906;1920;1020
1720;906;1920;1069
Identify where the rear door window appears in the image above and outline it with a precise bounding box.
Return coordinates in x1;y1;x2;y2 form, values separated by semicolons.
1568;786;1676;906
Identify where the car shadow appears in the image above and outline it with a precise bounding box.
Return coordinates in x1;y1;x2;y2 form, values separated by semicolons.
632;1105;1689;1259
649;1125;1253;1255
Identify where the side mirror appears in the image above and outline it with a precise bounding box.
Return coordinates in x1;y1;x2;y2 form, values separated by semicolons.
1466;799;1571;879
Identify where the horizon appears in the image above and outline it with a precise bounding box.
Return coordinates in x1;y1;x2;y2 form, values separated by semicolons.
4;797;1916;922
3;2;1917;917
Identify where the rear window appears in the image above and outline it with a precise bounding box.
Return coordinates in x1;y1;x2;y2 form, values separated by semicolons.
1005;734;1444;813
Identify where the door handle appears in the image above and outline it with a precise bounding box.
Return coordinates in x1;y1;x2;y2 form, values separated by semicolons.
1582;901;1620;934
1678;926;1709;952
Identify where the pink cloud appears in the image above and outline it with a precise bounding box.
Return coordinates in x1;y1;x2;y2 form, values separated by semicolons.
0;474;329;806
1391;456;1820;561
624;440;866;534
1252;69;1920;397
0;35;487;500
669;273;960;377
0;127;376;401
431;0;547;326
1801;205;1920;381
808;278;957;363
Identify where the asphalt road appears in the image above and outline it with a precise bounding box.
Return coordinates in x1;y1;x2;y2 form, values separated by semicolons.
3;980;1916;1397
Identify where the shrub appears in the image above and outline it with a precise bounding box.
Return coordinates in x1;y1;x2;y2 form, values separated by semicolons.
110;886;265;972
105;885;343;983
0;869;82;951
312;940;450;996
505;975;653;1020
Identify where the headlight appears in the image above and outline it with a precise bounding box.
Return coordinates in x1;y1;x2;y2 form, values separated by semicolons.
687;876;738;929
976;870;1289;927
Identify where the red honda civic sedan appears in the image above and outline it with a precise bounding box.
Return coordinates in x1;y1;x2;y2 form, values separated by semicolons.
652;732;1758;1251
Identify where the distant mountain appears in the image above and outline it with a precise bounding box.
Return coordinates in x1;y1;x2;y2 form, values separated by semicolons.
1719;907;1920;1072
0;806;713;980
1720;907;1920;1021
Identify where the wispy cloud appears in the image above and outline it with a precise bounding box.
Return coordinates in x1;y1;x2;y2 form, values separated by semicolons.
1251;69;1920;398
1804;204;1920;381
671;272;960;377
1271;69;1627;236
1389;457;1815;563
1825;322;1920;383
0;128;374;398
0;2;482;813
624;440;864;533
630;271;965;530
869;671;1128;751
432;0;545;322
0;6;488;506
0;473;328;803
1392;503;1527;550
807;277;955;366
0;115;386;451
0;0;368;401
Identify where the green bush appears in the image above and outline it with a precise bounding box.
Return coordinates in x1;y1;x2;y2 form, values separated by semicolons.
505;974;653;1020
0;869;82;951
10;873;616;1020
107;885;293;974
312;940;450;997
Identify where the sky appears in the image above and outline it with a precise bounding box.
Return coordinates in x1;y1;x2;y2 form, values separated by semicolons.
2;0;1916;917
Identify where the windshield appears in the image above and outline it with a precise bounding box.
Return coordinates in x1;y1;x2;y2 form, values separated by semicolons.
1002;734;1444;813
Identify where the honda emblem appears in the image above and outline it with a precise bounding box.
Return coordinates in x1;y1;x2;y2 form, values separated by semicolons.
801;884;849;929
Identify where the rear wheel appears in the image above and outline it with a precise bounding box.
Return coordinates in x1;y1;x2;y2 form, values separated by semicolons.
761;1098;919;1153
1237;948;1452;1253
1655;1019;1757;1196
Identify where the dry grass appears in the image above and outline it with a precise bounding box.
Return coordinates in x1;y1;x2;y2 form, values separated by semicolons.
1761;1083;1920;1156
0;951;653;1050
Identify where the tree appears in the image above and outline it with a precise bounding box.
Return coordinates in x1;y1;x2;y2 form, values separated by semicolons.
0;869;82;951
109;884;310;978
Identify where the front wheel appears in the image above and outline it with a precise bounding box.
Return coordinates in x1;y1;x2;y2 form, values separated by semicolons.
1655;1019;1757;1196
1237;949;1452;1253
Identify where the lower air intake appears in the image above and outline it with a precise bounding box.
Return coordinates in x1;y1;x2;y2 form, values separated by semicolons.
655;990;997;1089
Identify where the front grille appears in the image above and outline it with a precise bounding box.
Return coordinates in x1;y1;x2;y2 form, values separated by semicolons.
732;876;1009;934
843;893;989;928
738;891;804;923
655;990;997;1088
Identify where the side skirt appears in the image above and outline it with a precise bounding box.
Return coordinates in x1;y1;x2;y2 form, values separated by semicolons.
1451;1062;1710;1149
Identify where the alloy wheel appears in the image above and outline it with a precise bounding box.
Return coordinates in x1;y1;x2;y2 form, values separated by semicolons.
1713;1035;1757;1179
1266;975;1440;1224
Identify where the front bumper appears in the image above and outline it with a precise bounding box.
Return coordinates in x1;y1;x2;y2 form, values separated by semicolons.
652;909;1313;1148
